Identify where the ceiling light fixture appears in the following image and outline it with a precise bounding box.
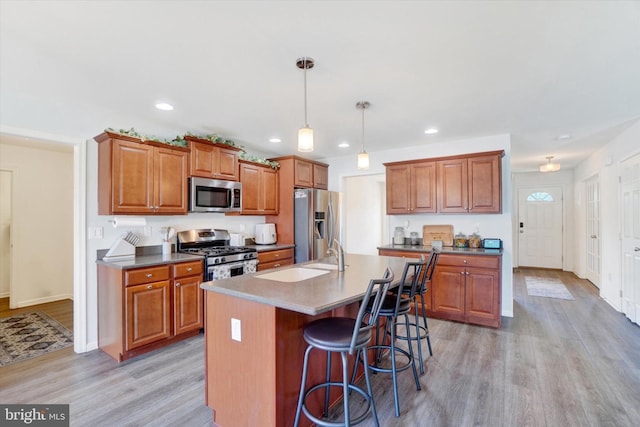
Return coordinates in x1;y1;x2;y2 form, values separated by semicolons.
424;127;439;135
539;156;561;172
296;57;314;152
269;138;281;143
356;101;370;170
338;142;350;148
155;102;174;111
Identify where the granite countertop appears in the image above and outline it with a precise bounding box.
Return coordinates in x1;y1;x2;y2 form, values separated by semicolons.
96;253;204;269
377;244;503;256
201;253;407;316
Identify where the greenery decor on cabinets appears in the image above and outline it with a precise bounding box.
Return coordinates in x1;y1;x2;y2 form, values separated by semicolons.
239;152;280;170
105;128;187;148
184;132;240;148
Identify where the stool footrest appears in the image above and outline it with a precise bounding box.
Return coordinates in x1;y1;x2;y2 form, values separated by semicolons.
301;382;374;426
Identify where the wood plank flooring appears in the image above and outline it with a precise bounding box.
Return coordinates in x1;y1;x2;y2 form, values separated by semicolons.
1;269;639;427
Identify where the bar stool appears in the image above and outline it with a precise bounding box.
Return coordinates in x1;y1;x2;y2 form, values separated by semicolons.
395;248;440;374
293;268;395;427
352;258;426;417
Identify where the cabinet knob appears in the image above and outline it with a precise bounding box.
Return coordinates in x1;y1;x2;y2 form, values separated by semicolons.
187;267;193;272
146;273;153;278
274;263;281;267
147;285;153;289
466;272;470;275
275;254;280;258
461;271;465;275
463;260;467;264
175;283;181;287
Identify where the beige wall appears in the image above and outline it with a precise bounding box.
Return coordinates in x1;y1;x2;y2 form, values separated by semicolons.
0;136;74;307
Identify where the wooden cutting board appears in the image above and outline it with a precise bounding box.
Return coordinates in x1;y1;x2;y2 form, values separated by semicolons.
422;225;454;246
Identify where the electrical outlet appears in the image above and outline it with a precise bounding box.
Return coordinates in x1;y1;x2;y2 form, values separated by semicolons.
231;318;241;342
88;226;103;239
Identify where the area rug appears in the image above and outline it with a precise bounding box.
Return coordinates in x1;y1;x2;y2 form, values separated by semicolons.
0;311;73;366
525;276;575;300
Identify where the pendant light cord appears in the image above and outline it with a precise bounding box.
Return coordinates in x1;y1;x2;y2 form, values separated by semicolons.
303;59;308;127
361;104;365;152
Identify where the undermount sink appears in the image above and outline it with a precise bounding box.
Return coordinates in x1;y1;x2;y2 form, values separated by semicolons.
255;268;330;283
305;263;347;270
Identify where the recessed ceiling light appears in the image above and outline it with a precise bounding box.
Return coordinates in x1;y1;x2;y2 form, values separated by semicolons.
557;134;571;141
338;142;350;148
269;138;281;143
424;128;439;135
155;103;174;111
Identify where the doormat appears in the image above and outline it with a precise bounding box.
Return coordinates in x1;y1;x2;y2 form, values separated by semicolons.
525;276;575;300
0;311;73;366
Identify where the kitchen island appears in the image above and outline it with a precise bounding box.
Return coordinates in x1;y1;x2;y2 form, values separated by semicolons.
201;253;406;427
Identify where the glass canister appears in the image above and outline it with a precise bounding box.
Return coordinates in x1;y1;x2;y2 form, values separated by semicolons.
454;232;468;248
468;234;482;248
393;227;405;245
410;232;420;245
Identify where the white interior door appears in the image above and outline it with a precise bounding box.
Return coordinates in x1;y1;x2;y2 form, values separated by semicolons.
0;170;12;298
585;175;601;287
621;156;640;325
518;187;563;269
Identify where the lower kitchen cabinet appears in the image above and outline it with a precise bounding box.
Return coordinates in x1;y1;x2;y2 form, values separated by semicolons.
257;248;294;271
378;249;501;328
98;260;204;362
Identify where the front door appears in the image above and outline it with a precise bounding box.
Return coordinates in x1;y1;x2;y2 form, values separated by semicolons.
517;187;563;269
585;175;601;287
621;155;640;325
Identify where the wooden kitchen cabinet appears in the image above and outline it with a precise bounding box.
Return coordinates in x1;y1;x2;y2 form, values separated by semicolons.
432;254;501;327
286;156;328;189
385;161;437;214
257;247;294;271
185;136;241;181
384;150;503;215
98;259;204;362
378;249;501;327
237;160;279;215
96;132;189;215
437;152;502;213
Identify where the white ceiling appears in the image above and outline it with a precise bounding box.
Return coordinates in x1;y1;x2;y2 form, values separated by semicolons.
1;1;639;172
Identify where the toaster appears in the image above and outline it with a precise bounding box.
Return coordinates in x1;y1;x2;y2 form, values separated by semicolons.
255;223;277;245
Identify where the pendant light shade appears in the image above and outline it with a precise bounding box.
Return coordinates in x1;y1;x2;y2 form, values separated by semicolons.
296;57;314;152
539;156;561;172
356;101;370;170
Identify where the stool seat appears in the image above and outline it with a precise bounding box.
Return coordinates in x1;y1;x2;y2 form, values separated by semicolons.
304;317;371;351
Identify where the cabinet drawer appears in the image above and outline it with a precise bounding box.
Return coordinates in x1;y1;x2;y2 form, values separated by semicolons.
173;261;203;279
258;248;294;263
438;254;500;269
257;258;294;271
125;266;170;286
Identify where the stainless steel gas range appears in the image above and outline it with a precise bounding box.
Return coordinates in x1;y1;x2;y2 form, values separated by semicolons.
176;229;258;281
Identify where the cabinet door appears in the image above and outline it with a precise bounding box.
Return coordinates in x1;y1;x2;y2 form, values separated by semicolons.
386;165;411;214
112;139;154;213
174;276;204;335
154;147;188;214
468;154;501;213
313;164;328;189
125;281;171;350
262;167;279;214
412;161;437;213
437;158;468;213
465;267;500;327
190;141;217;178
432;266;466;319
217;147;240;181
294;159;314;188
240;163;261;213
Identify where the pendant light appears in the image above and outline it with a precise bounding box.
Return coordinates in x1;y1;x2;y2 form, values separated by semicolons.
356;101;370;170
539;156;561;172
296;57;314;152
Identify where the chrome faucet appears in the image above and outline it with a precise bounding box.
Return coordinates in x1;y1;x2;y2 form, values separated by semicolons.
328;239;345;271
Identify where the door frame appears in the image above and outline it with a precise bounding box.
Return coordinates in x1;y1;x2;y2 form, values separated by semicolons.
584;174;601;287
0;125;87;353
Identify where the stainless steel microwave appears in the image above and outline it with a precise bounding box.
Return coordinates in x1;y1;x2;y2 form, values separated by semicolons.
189;177;242;213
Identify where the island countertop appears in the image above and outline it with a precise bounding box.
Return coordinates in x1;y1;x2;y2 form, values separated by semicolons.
200;253;406;316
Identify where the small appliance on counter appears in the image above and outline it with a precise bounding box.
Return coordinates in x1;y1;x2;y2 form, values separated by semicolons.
255;223;277;245
483;238;502;249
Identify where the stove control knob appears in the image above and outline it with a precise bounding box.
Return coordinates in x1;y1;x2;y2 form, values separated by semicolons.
220;257;226;264
214;258;221;264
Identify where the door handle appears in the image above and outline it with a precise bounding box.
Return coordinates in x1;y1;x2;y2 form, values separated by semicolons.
591;235;597;239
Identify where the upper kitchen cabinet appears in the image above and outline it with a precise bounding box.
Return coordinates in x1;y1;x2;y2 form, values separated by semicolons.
271;156;328;189
184;136;241;181
96;132;189;215
384;150;503;215
437;151;503;214
385;161;437;214
236;160;279;215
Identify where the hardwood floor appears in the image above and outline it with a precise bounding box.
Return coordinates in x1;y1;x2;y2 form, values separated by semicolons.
1;269;639;427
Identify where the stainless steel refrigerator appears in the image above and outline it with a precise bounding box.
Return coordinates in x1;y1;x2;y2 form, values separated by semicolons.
294;189;342;263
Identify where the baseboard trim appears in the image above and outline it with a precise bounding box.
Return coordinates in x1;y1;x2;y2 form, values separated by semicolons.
11;293;74;308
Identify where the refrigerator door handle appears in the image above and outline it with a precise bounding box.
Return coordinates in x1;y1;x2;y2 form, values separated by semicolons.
327;199;334;245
